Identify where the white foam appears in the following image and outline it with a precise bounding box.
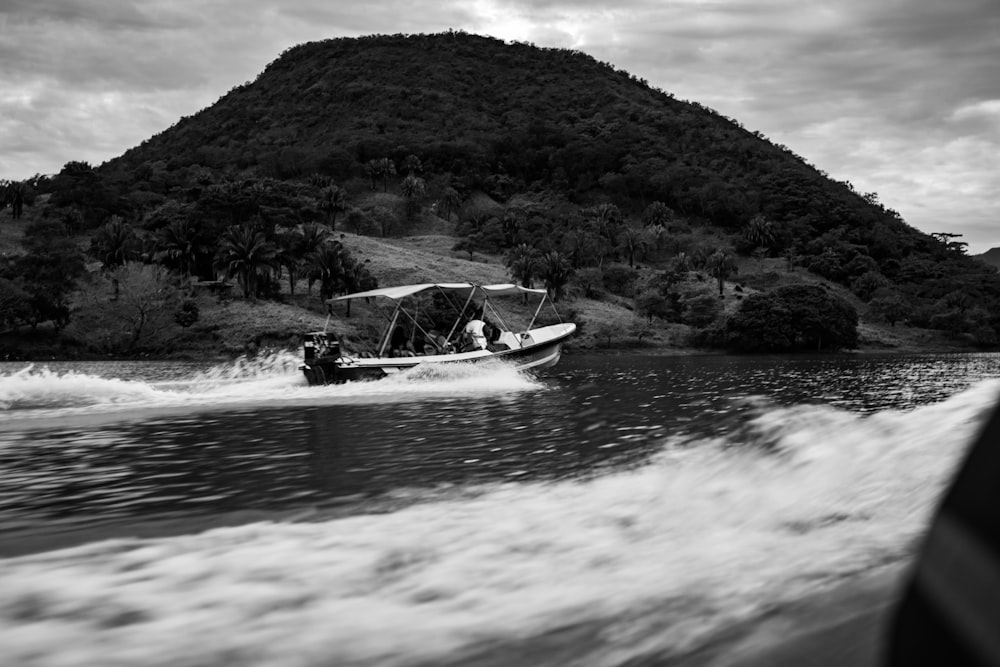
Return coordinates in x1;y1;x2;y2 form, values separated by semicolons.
2;379;995;666
0;353;543;424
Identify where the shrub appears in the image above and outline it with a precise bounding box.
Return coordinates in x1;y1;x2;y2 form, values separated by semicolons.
602;264;639;297
723;284;858;352
174;299;200;328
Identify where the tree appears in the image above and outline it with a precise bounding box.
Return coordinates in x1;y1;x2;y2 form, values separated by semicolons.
641;201;674;228
400;175;426;219
850;270;889;301
340;256;377;317
378;157;397;192
620;226;646;268
0;277;32;330
318;185;346;228
594;322;616;348
681;292;722;327
155;218;203;278
868;290;911;328
4;180;27;219
440;187;462;223
215;224;278;299
309;240;348;301
705;249;739;297
15;220;85;330
540;250;572;301
364;159;381;192
635;289;672;323
602;264;640;297
89;215;139;271
369;205;397;238
299;221;332;294
275;225;305;295
931;232;968;255
724;284;858;352
76;263;180;353
561;227;600;269
505;243;539;289
591;203;624;246
744;214;775;265
575;267;603;299
173;299;199;328
403;154;422;176
629;317;655;343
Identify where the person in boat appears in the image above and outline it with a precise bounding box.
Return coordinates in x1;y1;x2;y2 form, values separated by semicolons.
389;325;416;357
462;308;489;351
421;329;448;354
432;329;454;354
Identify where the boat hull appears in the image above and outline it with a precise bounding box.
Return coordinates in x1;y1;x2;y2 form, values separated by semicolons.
301;323;574;385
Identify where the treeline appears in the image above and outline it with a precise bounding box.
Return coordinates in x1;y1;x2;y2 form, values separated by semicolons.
0;169;376;345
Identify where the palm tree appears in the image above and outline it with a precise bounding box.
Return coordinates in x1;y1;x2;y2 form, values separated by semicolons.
299;222;331;294
706;249;739;297
318;185;346;229
541;251;573;302
744;214;775;267
340;257;378;317
90;215;140;300
215;225;277;299
364;160;380;192
561;228;596;269
592;203;623;243
309;240;347;301
505;243;539;289
441;187;462;223
641;201;673;228
621;226;646;268
400;175;426;219
403;154;422;176
274;225;304;295
90;215;139;271
502;209;521;246
156;218;202;277
378;157;396;192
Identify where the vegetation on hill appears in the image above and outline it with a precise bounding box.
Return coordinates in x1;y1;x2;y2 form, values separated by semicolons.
1;32;998;358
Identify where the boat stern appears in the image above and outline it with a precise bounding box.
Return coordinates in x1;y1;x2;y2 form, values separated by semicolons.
301;331;342;385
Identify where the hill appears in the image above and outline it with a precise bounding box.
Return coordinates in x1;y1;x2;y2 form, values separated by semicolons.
2;32;999;357
975;248;1000;270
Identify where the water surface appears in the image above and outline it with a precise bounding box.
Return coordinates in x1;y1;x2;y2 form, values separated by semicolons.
0;352;997;666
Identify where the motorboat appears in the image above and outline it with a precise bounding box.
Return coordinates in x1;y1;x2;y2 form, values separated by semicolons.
300;282;576;384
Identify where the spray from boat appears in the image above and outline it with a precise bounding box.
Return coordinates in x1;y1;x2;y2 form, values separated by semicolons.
0;352;544;423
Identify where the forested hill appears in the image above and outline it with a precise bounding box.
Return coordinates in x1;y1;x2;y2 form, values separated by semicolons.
115;31;885;231
6;31;1000;353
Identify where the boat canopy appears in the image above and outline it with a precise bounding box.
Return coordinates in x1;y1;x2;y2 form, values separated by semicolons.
327;282;548;303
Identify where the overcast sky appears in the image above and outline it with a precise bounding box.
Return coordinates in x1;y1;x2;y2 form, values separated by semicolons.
1;0;996;251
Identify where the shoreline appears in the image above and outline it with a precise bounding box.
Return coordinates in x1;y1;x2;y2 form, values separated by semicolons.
0;339;986;365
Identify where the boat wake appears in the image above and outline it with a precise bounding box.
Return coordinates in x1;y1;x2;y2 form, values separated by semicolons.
0;353;544;425
2;379;997;666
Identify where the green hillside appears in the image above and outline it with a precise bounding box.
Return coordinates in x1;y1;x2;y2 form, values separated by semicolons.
2;32;998;358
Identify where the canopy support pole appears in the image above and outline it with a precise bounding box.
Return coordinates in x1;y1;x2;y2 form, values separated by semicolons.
446;290;476;343
378;306;401;358
526;293;548;332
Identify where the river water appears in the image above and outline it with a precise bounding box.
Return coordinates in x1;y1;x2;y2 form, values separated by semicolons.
1;352;998;665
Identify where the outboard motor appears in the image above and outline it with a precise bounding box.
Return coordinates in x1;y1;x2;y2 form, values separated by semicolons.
302;331;341;384
304;331;339;361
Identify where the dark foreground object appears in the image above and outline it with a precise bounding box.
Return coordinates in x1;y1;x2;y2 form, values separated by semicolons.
887;397;1000;666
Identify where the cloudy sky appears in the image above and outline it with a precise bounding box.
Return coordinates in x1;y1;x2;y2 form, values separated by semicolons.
1;0;997;251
